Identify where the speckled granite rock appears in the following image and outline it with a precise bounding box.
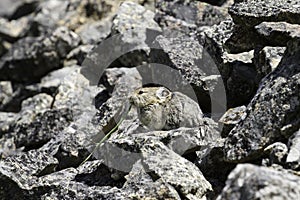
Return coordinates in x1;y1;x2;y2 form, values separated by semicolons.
0;0;39;20
253;46;286;79
229;0;300;27
142;141;212;199
0;16;30;42
224;39;300;162
0;27;80;83
217;164;300;200
287;129;300;169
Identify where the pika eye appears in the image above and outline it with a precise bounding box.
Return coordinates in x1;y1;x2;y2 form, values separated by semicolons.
138;91;144;95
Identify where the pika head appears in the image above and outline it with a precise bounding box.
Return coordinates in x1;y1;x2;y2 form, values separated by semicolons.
129;87;173;107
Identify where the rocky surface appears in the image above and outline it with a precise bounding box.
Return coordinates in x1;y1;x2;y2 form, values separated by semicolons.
0;0;300;199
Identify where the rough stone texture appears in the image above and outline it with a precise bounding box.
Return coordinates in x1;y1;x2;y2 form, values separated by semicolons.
0;16;30;42
224;39;300;162
0;27;80;83
150;33;227;114
217;164;300;200
256;22;300;46
31;0;113;36
263;142;288;166
229;0;300;27
0;0;39;20
219;105;247;137
253;46;286;79
111;1;162;67
226;2;300;53
203;20;259;108
142;141;212;199
287;129;300;169
0;81;13;108
122;160;181;199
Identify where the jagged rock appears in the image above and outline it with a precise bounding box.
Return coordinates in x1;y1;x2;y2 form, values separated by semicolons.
253;46;286;79
150;33;227;114
142;141;212;199
198;0;228;6
217;164;300;200
229;0;300;27
256;22;300;46
93;67;142;134
287;129;300;169
31;0;113;35
224;39;300;162
110;1;162;67
122;160;181;199
263;142;288;166
66;44;94;65
203;20;259;108
219;105;247;137
226;1;300;53
75;18;112;45
0;27;80;83
0;107;73;157
0;16;30;42
0;81;13;108
0;0;39;20
0;112;16;135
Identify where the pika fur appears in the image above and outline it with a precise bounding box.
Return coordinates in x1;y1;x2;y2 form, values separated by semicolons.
129;87;203;130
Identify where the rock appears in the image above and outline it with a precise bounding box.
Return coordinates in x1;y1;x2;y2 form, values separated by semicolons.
217;164;300;200
0;0;39;20
142;141;212;199
110;1;162;67
198;0;228;6
0;16;30;42
263;142;288;166
0;81;13;108
203;20;259;108
0;107;73;157
122;160;181;199
253;46;286;79
66;44;94;65
225;2;300;53
229;0;300;27
31;0;113;36
0;27;80;83
224;39;300;162
287;129;300;169
75;18;112;45
256;22;300;46
0;112;16;135
150;33;227;114
219;105;247;137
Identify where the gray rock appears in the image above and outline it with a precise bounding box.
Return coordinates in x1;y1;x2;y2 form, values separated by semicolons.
76;19;112;45
0;81;13;107
0;27;80;83
110;1;162;67
150;33;227;114
217;164;300;200
256;22;300;46
224;39;300;162
287;129;300;169
203;20;259;108
142;141;212;199
219;106;247;137
253;46;286;79
263;142;288;166
32;0;113;35
122;160;181;199
0;16;30;42
0;0;39;20
0;112;16;135
0;107;73;158
229;0;300;27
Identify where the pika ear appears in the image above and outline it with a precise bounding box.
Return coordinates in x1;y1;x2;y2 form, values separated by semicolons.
156;87;171;99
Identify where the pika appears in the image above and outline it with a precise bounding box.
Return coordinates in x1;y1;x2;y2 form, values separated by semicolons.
129;87;203;130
